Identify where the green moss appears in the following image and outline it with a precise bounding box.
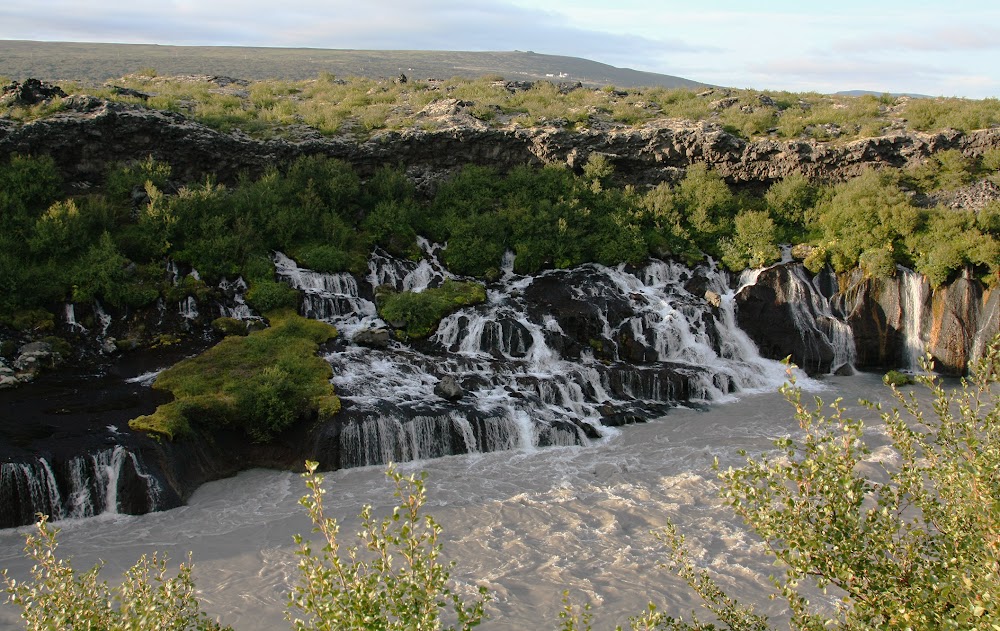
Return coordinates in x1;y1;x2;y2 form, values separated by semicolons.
883;370;915;387
2;309;55;332
129;310;339;441
376;280;486;339
211;317;248;337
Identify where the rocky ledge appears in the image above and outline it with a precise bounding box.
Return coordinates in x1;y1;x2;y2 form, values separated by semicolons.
2;95;1000;193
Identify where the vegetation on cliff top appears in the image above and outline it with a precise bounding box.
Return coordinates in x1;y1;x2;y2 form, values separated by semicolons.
4;72;1000;142
129;310;340;441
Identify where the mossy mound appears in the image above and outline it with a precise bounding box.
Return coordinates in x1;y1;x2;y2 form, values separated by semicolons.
376;280;486;340
130;309;339;441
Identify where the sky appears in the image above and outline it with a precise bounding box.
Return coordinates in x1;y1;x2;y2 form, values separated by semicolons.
1;1;998;98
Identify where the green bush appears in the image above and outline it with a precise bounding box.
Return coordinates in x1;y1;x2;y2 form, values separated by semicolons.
2;516;230;631
652;339;1000;630
882;369;914;386
813;169;920;273
720;210;781;270
376;280;486;339
246;279;299;313
288;462;490;630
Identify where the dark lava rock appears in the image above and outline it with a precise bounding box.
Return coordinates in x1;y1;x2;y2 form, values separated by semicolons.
1;78;67;106
353;328;392;349
433;375;464;401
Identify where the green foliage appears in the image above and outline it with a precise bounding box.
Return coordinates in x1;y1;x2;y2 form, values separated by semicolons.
2;516;229;631
905;149;977;192
658;339;1000;630
212;316;248;337
764;173;819;236
72;232;159;308
903;97;1000;132
720;210;781;270
911;208;999;287
106;157;173;206
246;279;300;314
288;461;490;631
813;169;920;273
377;281;486;339
129;310;339;441
882;369;914;386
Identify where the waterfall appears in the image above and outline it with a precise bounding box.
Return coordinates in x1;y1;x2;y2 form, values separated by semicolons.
0;459;62;526
93;301;113;336
295;250;820;470
217;277;257;321
64;303;86;333
275;251;378;335
780;265;856;375
898;266;930;371
0;448;166;527
179;296;199;320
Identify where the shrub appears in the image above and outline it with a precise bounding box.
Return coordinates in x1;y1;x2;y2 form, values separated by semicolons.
376;280;486;339
2;516;230;631
720;210;781;270
246;279;299;313
882;369;914;386
288;461;490;631
655;338;1000;630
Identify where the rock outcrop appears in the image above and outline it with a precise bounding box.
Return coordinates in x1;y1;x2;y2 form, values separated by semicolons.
737;263;999;376
3;96;1000;193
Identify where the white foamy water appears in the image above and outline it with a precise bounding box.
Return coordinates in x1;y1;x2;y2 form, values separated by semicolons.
0;375;896;631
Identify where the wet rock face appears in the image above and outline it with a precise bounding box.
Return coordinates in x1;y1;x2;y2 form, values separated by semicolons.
738;263;1000;376
735;265;836;376
433;374;464;401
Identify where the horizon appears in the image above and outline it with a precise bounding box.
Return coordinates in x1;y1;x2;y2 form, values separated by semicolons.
1;2;998;99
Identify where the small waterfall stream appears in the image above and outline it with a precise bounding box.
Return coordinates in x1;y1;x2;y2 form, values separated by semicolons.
899;266;931;371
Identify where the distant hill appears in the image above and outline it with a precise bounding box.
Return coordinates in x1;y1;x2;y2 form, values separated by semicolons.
0;40;705;89
834;90;931;99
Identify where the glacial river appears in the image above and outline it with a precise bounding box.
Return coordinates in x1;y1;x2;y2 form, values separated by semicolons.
0;374;894;630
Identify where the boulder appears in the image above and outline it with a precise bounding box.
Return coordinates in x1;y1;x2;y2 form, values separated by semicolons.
704;290;722;309
433;375;464;401
0;78;66;106
352;328;391;349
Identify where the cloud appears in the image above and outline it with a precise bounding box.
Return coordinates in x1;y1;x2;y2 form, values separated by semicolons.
834;26;1000;53
0;0;708;69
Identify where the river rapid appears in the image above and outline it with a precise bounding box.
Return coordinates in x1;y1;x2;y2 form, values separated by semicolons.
0;373;896;630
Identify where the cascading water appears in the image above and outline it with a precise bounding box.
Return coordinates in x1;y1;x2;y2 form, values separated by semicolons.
64;303;86;333
275;249;814;470
781;265;857;375
898;266;930;371
93;301;113;336
0;447;166;527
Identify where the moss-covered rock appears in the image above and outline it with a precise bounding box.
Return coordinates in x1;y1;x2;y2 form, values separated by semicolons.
376;280;486;339
129;310;339;441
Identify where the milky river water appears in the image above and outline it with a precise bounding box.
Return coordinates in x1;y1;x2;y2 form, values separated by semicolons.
0;374;894;630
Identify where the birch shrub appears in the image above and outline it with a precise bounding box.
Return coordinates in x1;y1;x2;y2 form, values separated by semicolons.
654;336;1000;630
287;461;490;631
2;516;230;631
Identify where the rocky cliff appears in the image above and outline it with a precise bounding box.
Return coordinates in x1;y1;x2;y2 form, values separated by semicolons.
736;263;999;376
3;96;1000;192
